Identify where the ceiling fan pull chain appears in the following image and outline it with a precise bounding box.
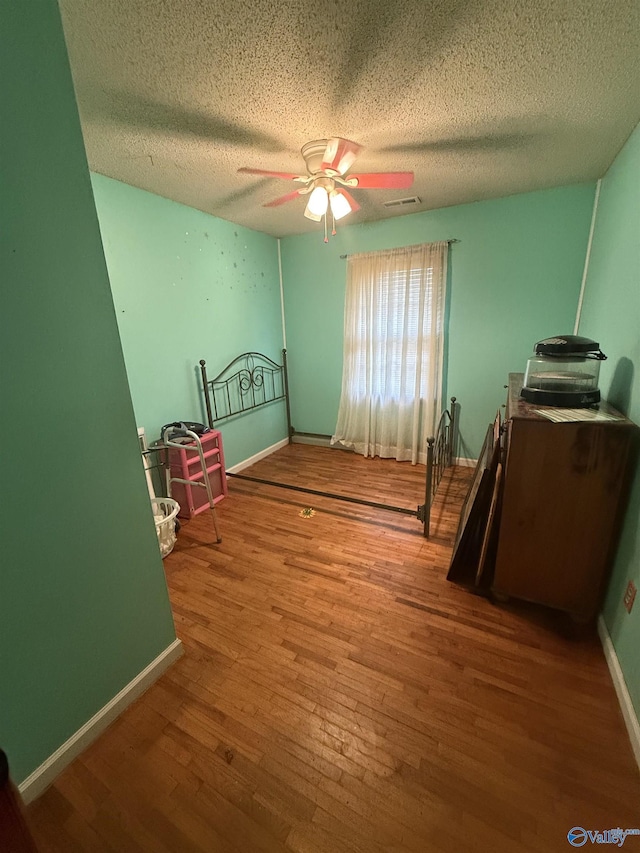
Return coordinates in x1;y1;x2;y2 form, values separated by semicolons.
324;213;329;243
331;211;337;237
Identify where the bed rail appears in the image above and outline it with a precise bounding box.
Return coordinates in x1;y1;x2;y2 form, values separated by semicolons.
200;350;292;436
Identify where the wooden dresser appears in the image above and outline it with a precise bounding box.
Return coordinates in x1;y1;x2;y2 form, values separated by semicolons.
492;373;637;622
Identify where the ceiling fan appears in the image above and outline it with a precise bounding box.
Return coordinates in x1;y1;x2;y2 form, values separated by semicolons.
238;137;414;238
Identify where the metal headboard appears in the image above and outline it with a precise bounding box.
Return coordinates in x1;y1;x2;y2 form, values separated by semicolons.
199;349;292;437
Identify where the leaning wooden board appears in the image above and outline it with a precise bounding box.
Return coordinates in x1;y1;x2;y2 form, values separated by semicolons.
447;413;501;587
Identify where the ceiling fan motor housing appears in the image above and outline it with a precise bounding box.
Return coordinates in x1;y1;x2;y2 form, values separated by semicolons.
301;139;331;174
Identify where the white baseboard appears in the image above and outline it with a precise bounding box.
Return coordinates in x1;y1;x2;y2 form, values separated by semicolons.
18;638;183;803
454;456;477;467
228;437;476;462
292;434;333;447
227;437;290;474
598;615;640;771
290;437;472;460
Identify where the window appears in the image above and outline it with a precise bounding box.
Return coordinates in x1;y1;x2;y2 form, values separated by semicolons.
332;242;448;464
351;266;435;400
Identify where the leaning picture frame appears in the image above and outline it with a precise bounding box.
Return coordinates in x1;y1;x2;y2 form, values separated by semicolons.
447;411;501;585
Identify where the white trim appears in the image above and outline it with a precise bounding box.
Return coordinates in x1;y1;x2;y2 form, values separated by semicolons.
290;437;475;460
277;238;286;349
454;456;477;468
229;435;475;461
138;426;156;500
574;178;602;335
292;434;333;448
597;615;640;771
226;437;290;474
18;638;183;803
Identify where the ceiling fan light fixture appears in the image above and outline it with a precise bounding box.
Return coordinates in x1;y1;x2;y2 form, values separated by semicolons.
329;189;352;220
306;185;329;217
303;204;322;222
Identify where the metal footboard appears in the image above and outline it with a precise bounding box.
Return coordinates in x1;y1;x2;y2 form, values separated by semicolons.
421;397;457;538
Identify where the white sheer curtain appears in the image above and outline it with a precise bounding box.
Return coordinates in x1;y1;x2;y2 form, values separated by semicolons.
331;241;448;464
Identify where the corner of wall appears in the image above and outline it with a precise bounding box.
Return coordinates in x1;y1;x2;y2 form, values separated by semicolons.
18;640;183;802
573;179;602;335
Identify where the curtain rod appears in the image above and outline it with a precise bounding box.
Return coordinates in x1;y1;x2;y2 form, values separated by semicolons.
339;238;459;260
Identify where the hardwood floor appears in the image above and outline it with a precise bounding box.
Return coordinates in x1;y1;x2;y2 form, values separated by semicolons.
27;444;640;852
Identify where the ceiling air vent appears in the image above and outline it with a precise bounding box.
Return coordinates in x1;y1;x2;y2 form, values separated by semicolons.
382;196;421;209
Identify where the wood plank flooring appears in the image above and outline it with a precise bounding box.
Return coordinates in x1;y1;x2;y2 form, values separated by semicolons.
27;444;640;852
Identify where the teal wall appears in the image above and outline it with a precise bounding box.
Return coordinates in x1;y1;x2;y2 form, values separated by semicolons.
0;0;631;796
280;184;596;458
0;1;176;783
91;175;285;468
578;123;640;718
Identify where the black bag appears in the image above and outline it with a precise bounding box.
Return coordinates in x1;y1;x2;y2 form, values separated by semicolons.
160;421;210;441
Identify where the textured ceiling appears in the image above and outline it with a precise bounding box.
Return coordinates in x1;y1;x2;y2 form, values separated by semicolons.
59;0;640;238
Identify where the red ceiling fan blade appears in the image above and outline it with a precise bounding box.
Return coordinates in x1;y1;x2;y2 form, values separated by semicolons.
263;189;303;207
238;167;301;180
338;189;360;214
349;172;414;189
321;138;363;175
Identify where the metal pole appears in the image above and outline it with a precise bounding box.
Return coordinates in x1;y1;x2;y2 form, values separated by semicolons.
191;432;222;544
424;437;435;538
199;359;214;429
339;238;460;260
448;396;457;467
282;348;294;442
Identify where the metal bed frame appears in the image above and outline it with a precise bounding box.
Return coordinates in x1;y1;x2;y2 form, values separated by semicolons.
199;350;457;537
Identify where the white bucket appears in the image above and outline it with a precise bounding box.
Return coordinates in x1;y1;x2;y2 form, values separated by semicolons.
151;497;180;559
